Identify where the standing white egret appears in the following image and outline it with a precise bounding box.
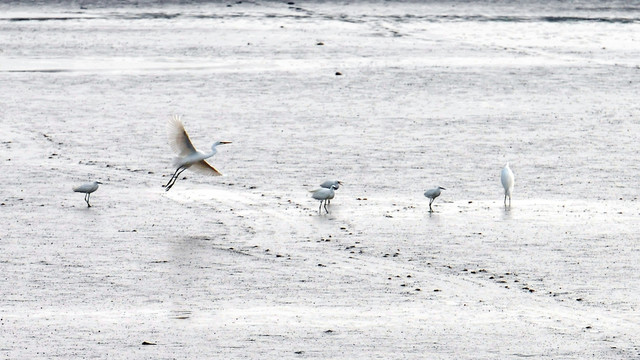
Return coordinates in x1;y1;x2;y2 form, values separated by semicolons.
310;184;338;214
163;115;231;191
73;181;102;207
424;186;446;212
320;180;342;190
501;163;514;206
320;180;342;204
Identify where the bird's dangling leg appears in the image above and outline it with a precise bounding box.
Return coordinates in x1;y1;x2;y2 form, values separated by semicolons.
165;167;187;191
164;173;179;191
164;167;182;189
164;178;175;191
165;166;187;189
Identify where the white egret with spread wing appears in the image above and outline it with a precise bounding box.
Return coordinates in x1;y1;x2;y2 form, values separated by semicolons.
164;115;231;191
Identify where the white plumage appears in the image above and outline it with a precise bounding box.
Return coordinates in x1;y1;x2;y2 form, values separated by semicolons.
73;181;101;207
319;180;342;204
501;163;514;206
164;115;231;191
310;184;338;214
320;180;342;190
424;186;446;212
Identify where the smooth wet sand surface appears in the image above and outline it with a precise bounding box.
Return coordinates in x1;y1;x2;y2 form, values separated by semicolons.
1;1;639;358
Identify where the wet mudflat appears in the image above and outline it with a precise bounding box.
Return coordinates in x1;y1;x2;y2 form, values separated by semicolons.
1;1;639;358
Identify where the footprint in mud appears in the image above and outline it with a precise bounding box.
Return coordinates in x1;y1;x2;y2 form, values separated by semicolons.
386;274;425;294
462;267;545;295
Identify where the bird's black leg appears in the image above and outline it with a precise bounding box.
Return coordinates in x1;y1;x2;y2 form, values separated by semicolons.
164;178;175;191
318;201;323;213
164;167;182;188
165;172;179;190
165;166;187;188
165;166;187;191
324;201;329;214
429;198;434;212
85;193;91;207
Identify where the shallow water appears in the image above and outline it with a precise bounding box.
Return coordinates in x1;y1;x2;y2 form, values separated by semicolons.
1;1;639;358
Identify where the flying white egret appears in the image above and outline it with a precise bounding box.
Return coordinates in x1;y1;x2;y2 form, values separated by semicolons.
310;184;338;214
501;163;514;206
424;186;446;212
73;181;102;207
163;115;231;191
320;180;342;204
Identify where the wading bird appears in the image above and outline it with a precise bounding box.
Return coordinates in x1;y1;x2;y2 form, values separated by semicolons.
501;163;514;206
424;186;446;212
164;115;231;191
320;180;342;204
310;184;338;214
73;181;102;207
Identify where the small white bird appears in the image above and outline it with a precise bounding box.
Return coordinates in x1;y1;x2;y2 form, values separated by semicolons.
73;181;102;207
501;163;514;206
320;180;342;204
164;115;231;191
424;186;446;212
310;184;338;214
320;180;342;190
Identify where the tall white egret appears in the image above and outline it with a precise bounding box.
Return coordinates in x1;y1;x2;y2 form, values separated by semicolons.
501;163;514;206
310;184;338;214
424;186;446;212
163;115;231;191
73;181;101;207
320;180;342;204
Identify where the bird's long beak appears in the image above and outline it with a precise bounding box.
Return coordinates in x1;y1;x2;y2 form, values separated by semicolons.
338;181;343;185
440;187;446;190
219;141;232;144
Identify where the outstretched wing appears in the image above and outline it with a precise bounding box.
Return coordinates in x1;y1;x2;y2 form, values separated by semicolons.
168;115;197;157
190;159;223;176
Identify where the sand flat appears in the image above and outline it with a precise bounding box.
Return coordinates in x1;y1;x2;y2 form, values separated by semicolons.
1;1;639;358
